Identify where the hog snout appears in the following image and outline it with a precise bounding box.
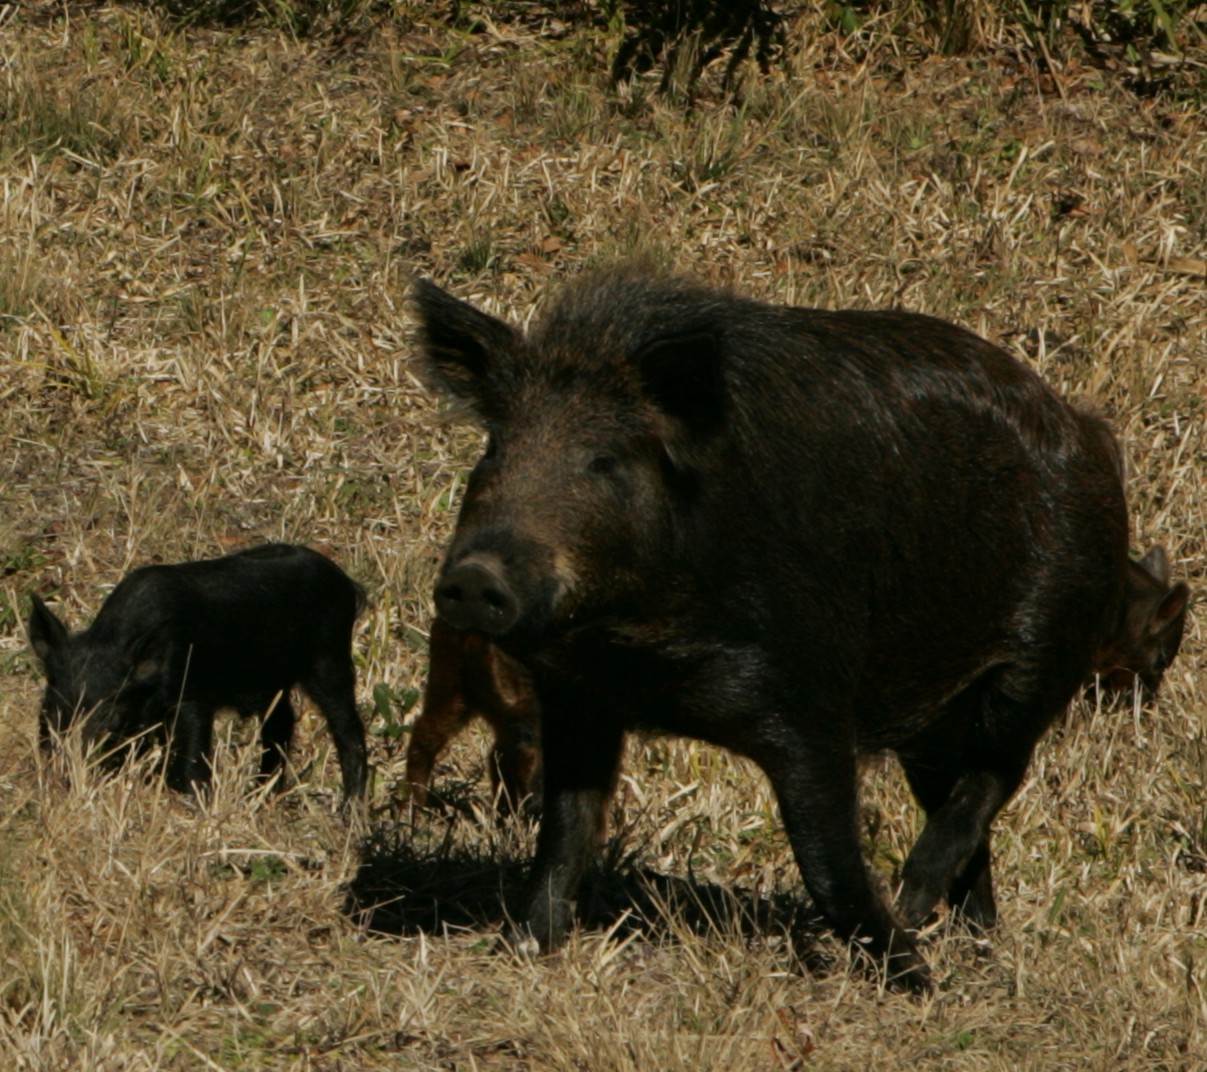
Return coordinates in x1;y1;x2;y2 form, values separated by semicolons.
436;553;519;635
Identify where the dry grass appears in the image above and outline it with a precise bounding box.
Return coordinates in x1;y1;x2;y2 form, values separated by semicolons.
1;2;1205;1068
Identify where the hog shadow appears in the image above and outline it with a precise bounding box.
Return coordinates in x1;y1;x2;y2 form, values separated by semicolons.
343;822;830;971
343;819;527;936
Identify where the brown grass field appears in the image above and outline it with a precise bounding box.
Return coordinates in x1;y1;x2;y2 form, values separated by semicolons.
1;2;1205;1068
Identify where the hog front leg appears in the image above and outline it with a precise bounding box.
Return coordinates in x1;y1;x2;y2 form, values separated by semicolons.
165;700;216;795
512;698;623;954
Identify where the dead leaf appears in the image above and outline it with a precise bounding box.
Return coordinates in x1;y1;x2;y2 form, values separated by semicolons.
1163;257;1207;278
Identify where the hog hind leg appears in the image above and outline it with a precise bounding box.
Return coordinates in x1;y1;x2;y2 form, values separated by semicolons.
256;691;297;786
301;655;368;802
405;652;475;810
896;665;1081;930
486;693;542;818
895;707;997;931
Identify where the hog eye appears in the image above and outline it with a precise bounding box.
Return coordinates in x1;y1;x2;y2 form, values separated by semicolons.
587;454;618;476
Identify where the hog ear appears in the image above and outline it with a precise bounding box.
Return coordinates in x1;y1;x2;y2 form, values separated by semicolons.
1151;582;1190;641
127;627;169;684
28;594;68;664
635;330;726;439
411;279;519;403
1137;546;1171;586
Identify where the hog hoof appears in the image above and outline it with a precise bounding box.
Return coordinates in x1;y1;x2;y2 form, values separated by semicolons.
886;947;934;995
845;931;932;994
896;875;944;931
515;934;541;958
501;926;542;958
949;892;997;934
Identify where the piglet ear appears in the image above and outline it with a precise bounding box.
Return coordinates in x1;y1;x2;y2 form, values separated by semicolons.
127;626;169;684
1137;546;1171;587
28;594;68;665
1151;582;1190;640
635;330;726;439
411;280;519;404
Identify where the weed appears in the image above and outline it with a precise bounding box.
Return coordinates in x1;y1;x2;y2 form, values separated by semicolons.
0;75;127;165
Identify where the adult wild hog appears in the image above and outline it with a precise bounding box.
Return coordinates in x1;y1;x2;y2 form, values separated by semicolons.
405;617;541;815
29;544;368;802
413;267;1129;990
1090;546;1190;697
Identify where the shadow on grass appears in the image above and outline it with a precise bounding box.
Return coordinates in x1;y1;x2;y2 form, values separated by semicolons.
343;819;526;937
343;817;833;974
